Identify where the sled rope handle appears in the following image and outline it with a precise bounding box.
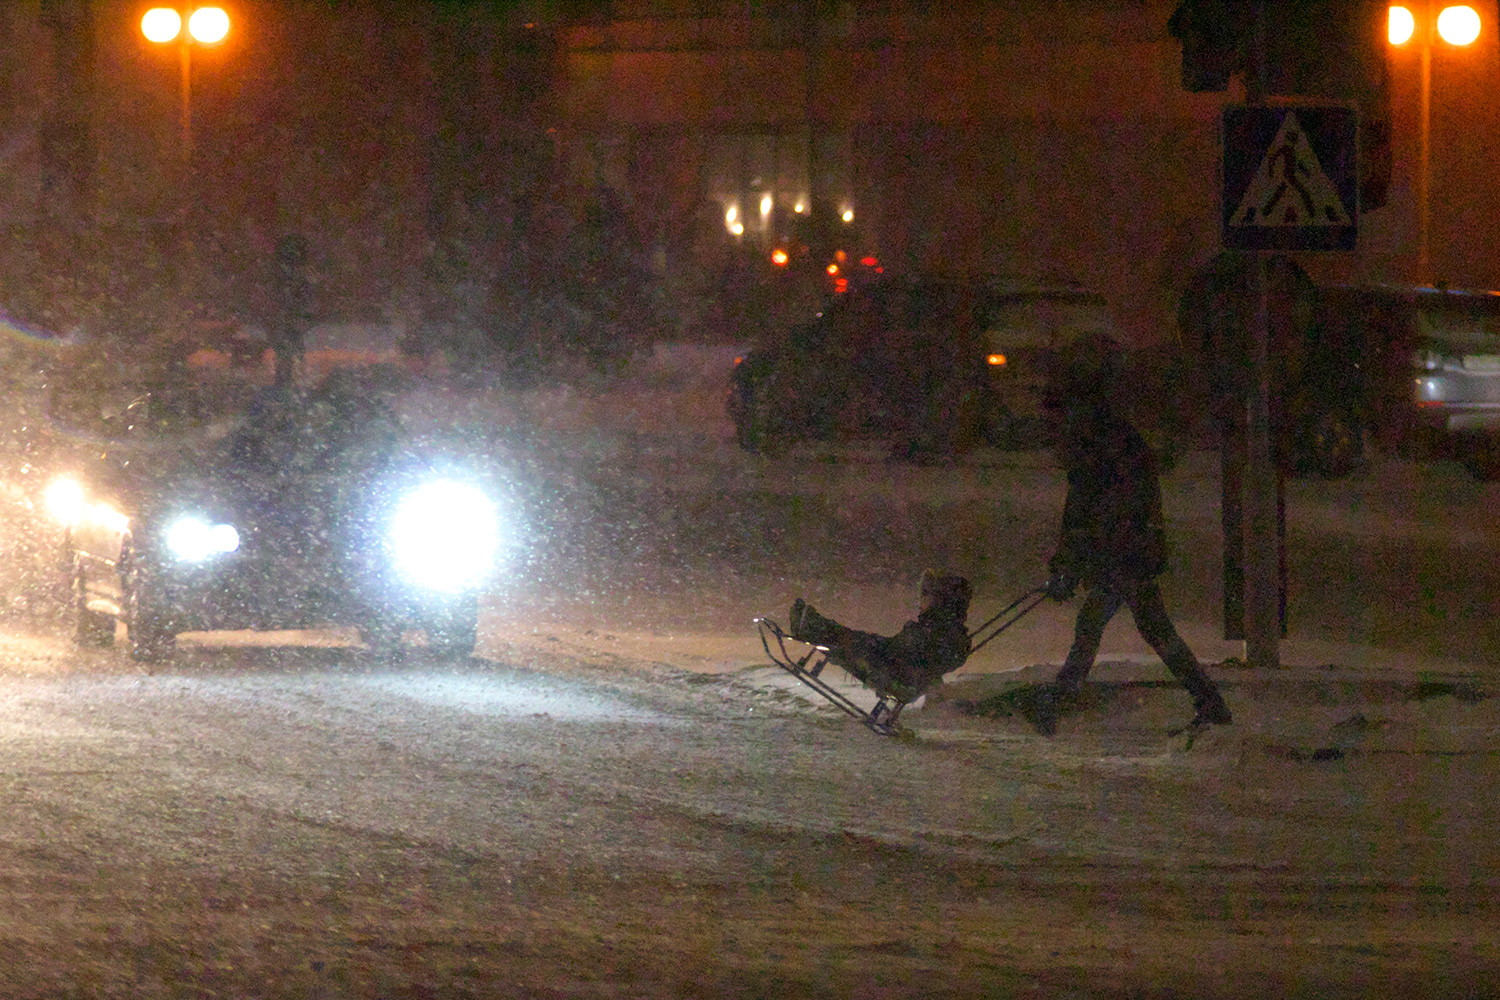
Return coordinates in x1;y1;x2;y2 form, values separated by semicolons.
967;586;1048;656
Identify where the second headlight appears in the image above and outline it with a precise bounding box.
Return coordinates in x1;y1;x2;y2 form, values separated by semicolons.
166;517;240;562
389;479;500;592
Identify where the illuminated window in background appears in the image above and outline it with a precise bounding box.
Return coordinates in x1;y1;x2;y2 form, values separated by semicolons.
704;130;849;241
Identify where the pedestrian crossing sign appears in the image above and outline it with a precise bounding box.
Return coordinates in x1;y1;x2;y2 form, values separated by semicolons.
1222;105;1358;251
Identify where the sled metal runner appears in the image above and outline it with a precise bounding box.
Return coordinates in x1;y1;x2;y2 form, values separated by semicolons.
754;586;1046;737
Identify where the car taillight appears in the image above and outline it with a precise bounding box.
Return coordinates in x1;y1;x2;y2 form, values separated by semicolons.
986;353;1007;367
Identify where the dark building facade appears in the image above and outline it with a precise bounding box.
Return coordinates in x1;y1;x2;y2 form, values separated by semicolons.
1;1;1497;347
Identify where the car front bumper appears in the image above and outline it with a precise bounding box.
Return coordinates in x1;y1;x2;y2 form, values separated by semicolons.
151;554;477;634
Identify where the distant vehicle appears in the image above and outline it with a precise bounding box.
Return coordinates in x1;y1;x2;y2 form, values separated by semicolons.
45;370;506;661
727;276;1124;459
1179;256;1384;479
1323;283;1500;479
1181;260;1500;479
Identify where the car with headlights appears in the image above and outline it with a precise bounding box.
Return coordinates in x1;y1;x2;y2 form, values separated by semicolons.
727;276;1123;458
46;369;508;662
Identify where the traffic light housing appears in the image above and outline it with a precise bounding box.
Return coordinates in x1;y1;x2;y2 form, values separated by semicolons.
1168;0;1251;91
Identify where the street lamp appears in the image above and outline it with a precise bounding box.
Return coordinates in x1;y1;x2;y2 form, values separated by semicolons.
141;6;231;164
1388;4;1481;286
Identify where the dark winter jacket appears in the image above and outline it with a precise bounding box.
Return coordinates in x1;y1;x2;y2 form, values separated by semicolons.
1049;406;1168;587
877;606;972;694
794;571;972;701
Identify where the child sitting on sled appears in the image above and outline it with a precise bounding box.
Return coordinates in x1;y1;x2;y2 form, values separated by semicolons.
787;569;973;704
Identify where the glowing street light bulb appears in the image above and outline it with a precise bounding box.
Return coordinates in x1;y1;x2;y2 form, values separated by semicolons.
189;7;231;44
759;193;773;217
840;208;854;223
1388;5;1415;44
730;221;744;236
793;201;806;214
142;7;182;43
725;204;738;225
1437;5;1480;45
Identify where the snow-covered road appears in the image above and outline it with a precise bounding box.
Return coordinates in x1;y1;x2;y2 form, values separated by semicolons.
0;377;1494;996
0;627;1493;998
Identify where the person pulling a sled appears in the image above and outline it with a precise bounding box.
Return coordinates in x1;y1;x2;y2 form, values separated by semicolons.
1036;342;1231;736
787;569;974;704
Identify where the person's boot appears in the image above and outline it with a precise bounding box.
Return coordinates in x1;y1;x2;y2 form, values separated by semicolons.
1163;646;1232;727
788;599;838;645
788;598;808;638
1191;690;1233;726
1030;685;1060;736
1028;679;1082;737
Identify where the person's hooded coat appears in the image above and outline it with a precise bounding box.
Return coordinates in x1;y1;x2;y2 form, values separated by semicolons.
1049;399;1168;587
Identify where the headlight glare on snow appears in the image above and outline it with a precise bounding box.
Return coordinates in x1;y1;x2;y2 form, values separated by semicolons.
166;516;240;562
390;479;499;593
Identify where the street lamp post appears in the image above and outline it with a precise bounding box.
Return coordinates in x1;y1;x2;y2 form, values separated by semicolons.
141;6;231;165
1388;4;1481;286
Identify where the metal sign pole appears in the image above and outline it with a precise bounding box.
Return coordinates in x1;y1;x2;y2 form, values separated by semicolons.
1243;0;1281;670
1244;257;1280;668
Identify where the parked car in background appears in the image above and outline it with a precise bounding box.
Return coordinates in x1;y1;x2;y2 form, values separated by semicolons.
727;276;1130;460
1178;255;1379;480
1179;255;1500;479
1321;283;1500;478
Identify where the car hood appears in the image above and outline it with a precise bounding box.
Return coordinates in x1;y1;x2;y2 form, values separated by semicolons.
82;441;381;535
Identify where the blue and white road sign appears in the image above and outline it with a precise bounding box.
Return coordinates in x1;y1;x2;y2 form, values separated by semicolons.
1222;105;1359;252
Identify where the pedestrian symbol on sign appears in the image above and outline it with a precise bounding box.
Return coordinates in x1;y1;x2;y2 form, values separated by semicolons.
1229;111;1351;228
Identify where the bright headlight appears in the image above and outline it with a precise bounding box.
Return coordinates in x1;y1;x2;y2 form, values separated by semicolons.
45;478;86;526
166;517;240;562
390;479;499;592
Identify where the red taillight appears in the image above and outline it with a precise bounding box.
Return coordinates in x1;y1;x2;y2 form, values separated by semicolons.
860;256;878;267
734;355;745;366
770;249;788;266
834;278;849;294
